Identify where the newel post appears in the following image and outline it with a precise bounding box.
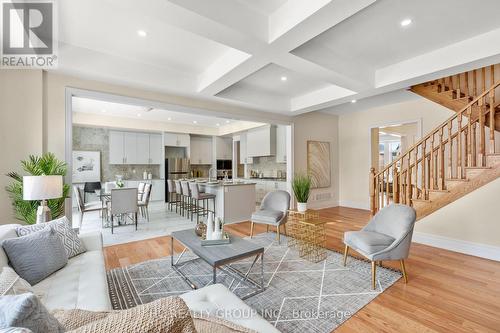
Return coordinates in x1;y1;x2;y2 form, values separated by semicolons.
369;167;376;215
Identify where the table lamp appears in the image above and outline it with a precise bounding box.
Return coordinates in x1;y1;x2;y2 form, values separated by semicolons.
23;175;63;224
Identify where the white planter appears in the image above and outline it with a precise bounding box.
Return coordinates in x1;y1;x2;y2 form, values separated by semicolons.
297;202;307;212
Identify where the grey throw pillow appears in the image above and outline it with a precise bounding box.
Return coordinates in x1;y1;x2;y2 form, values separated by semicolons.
16;217;86;259
0;293;64;333
2;228;68;285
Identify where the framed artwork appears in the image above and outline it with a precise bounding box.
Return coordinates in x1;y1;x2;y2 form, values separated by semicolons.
307;141;331;189
72;150;101;183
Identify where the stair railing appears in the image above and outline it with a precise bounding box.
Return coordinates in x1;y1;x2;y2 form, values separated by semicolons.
370;80;500;215
436;64;497;99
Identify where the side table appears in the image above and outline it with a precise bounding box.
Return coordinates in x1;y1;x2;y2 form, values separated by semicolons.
287;210;327;263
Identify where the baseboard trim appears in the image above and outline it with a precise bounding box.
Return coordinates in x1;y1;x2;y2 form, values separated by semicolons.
338;200;370;210
413;232;500;262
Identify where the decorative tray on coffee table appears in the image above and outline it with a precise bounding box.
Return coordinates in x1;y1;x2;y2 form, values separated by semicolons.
201;232;231;246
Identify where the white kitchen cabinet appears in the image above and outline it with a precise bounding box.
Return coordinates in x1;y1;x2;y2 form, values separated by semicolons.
109;131;163;165
136;133;150;164
275;125;287;163
149;134;162;164
164;132;190;147
239;133;253;164
109;131;125;164
246;125;276;157
215;137;233;159
190;136;213;165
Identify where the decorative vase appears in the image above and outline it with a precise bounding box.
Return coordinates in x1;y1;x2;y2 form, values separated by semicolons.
297;202;307;212
206;212;214;240
195;221;206;237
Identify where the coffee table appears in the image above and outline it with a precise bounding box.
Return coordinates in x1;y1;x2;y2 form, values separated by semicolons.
171;229;265;299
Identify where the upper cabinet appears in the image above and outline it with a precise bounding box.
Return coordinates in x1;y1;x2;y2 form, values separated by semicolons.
190;136;213;165
239;133;253;164
164;132;190;147
109;131;162;165
246;125;276;158
275;125;287;163
215;137;233;160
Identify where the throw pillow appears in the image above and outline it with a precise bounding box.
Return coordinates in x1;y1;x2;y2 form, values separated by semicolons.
2;228;68;285
55;297;196;333
0;293;64;333
16;217;86;259
0;327;34;333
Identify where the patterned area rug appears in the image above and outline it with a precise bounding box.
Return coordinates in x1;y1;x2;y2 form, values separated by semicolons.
107;232;401;332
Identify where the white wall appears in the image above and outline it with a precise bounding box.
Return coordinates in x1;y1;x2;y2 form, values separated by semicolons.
337;97;454;209
0;70;44;225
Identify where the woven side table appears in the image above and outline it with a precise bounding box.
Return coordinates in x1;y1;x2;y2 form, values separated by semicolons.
287;210;327;263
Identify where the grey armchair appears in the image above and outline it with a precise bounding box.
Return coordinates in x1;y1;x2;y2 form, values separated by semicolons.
343;204;416;289
250;190;291;244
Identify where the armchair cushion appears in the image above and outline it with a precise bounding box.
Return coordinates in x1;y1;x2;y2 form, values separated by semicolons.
344;231;395;255
251;210;284;225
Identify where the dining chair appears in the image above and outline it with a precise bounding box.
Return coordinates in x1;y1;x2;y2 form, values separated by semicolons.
83;181;101;203
138;183;152;221
343;204;416;289
108;188;138;234
250;190;290;244
138;182;146;201
73;186;102;228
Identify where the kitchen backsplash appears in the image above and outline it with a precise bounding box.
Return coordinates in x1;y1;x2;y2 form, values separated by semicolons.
73;126;160;182
248;156;286;178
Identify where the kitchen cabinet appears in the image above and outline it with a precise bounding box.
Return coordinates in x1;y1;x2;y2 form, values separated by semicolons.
246;125;276;157
254;179;288;204
239;133;253;164
215;137;233;160
109;131;163;165
190;136;213;165
109;131;125;164
149;134;162;164
164;132;190;147
275;125;287;163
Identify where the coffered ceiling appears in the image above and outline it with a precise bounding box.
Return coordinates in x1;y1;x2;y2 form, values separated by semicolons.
57;0;500;115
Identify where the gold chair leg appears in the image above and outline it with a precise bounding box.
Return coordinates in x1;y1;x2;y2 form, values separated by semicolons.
343;245;349;266
378;261;383;267
283;223;287;236
371;261;377;290
277;225;281;244
400;259;408;283
266;225;269;233
250;222;254;238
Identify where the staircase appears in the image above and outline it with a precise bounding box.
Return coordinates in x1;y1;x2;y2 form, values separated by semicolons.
370;77;500;220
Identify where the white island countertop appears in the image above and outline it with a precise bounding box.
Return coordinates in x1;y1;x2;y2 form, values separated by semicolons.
187;179;256;187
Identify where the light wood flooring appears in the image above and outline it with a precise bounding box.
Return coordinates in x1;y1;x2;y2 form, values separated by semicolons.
103;206;500;332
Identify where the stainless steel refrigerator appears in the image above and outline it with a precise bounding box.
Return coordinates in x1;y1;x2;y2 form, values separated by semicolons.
165;158;190;202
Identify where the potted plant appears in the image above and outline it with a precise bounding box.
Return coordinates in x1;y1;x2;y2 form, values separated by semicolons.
292;173;311;212
5;153;70;225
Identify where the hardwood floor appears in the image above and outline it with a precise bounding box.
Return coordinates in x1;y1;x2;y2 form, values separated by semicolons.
103;206;500;333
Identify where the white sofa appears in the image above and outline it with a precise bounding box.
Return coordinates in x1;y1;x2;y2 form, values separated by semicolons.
0;224;279;333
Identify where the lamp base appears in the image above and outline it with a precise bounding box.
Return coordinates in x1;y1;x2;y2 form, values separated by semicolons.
36;200;52;224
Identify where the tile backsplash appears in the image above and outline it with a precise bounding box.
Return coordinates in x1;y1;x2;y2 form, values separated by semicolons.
248;156;286;178
73;126;160;182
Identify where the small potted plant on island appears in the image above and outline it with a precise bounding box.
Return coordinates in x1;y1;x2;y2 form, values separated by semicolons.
292;173;311;212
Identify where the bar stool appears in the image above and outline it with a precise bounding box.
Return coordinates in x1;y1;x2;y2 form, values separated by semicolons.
181;180;194;219
167;180;180;211
189;182;216;223
174;180;184;215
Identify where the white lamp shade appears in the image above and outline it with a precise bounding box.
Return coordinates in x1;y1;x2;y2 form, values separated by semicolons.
23;175;63;200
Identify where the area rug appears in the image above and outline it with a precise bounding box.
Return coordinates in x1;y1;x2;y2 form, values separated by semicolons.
107;232;402;332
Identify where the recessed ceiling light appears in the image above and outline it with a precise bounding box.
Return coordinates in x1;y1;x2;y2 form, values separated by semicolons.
137;113;142;117
167;117;172;121
351;99;357;103
400;19;412;27
225;120;230;123
280;76;287;81
216;123;220;127
137;30;147;37
101;109;106;113
193;120;197;124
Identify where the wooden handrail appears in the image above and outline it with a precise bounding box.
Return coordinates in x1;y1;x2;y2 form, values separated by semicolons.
376;80;500;178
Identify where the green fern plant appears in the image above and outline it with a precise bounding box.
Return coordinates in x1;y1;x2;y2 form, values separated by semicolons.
292;173;311;203
5;153;70;224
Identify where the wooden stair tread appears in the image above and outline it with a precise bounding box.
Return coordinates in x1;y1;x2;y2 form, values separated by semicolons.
427;189;450;193
465;166;491;170
445;178;469;182
411;198;431;203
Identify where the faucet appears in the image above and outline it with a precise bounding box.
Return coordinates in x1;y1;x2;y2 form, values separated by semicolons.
208;167;216;182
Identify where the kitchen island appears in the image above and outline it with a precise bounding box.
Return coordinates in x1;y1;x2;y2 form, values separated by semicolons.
198;181;256;224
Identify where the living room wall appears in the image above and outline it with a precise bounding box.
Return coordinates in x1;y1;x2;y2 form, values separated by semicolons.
0;70;44;225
